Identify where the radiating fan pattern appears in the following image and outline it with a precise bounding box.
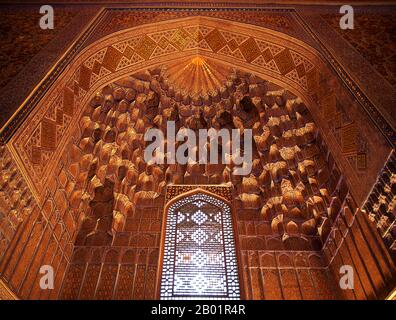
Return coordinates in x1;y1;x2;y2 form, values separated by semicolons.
163;56;232;97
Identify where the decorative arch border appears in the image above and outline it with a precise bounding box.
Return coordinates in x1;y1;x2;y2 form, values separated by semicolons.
2;14;391;204
3;16;322;200
157;187;243;300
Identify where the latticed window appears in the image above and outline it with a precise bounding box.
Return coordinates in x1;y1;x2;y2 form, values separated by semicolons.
160;192;240;300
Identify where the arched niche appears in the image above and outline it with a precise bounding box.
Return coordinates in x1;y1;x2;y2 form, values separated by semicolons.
158;188;241;300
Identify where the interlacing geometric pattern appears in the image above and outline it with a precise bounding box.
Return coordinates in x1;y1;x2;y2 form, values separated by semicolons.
161;193;240;300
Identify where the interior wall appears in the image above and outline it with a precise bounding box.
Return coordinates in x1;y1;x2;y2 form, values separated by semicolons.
323;194;396;299
0;9;395;300
363;152;396;262
5;15;391;207
55;67;348;300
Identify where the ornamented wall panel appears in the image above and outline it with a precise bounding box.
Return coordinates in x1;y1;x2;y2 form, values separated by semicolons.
60;246;160;300
0;6;78;90
160;192;240;300
0;144;77;299
241;250;340;300
322;13;396;88
364;151;396;261
58;66;354;252
323;193;396;299
0;146;35;261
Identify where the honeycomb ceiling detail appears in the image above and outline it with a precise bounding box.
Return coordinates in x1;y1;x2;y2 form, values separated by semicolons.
63;66;341;252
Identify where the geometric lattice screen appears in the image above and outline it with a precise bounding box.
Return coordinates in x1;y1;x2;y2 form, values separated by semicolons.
160;193;240;300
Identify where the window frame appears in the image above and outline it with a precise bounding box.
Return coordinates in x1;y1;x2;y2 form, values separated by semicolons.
156;187;244;300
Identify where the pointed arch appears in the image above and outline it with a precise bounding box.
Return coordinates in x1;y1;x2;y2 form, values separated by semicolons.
158;188;241;300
